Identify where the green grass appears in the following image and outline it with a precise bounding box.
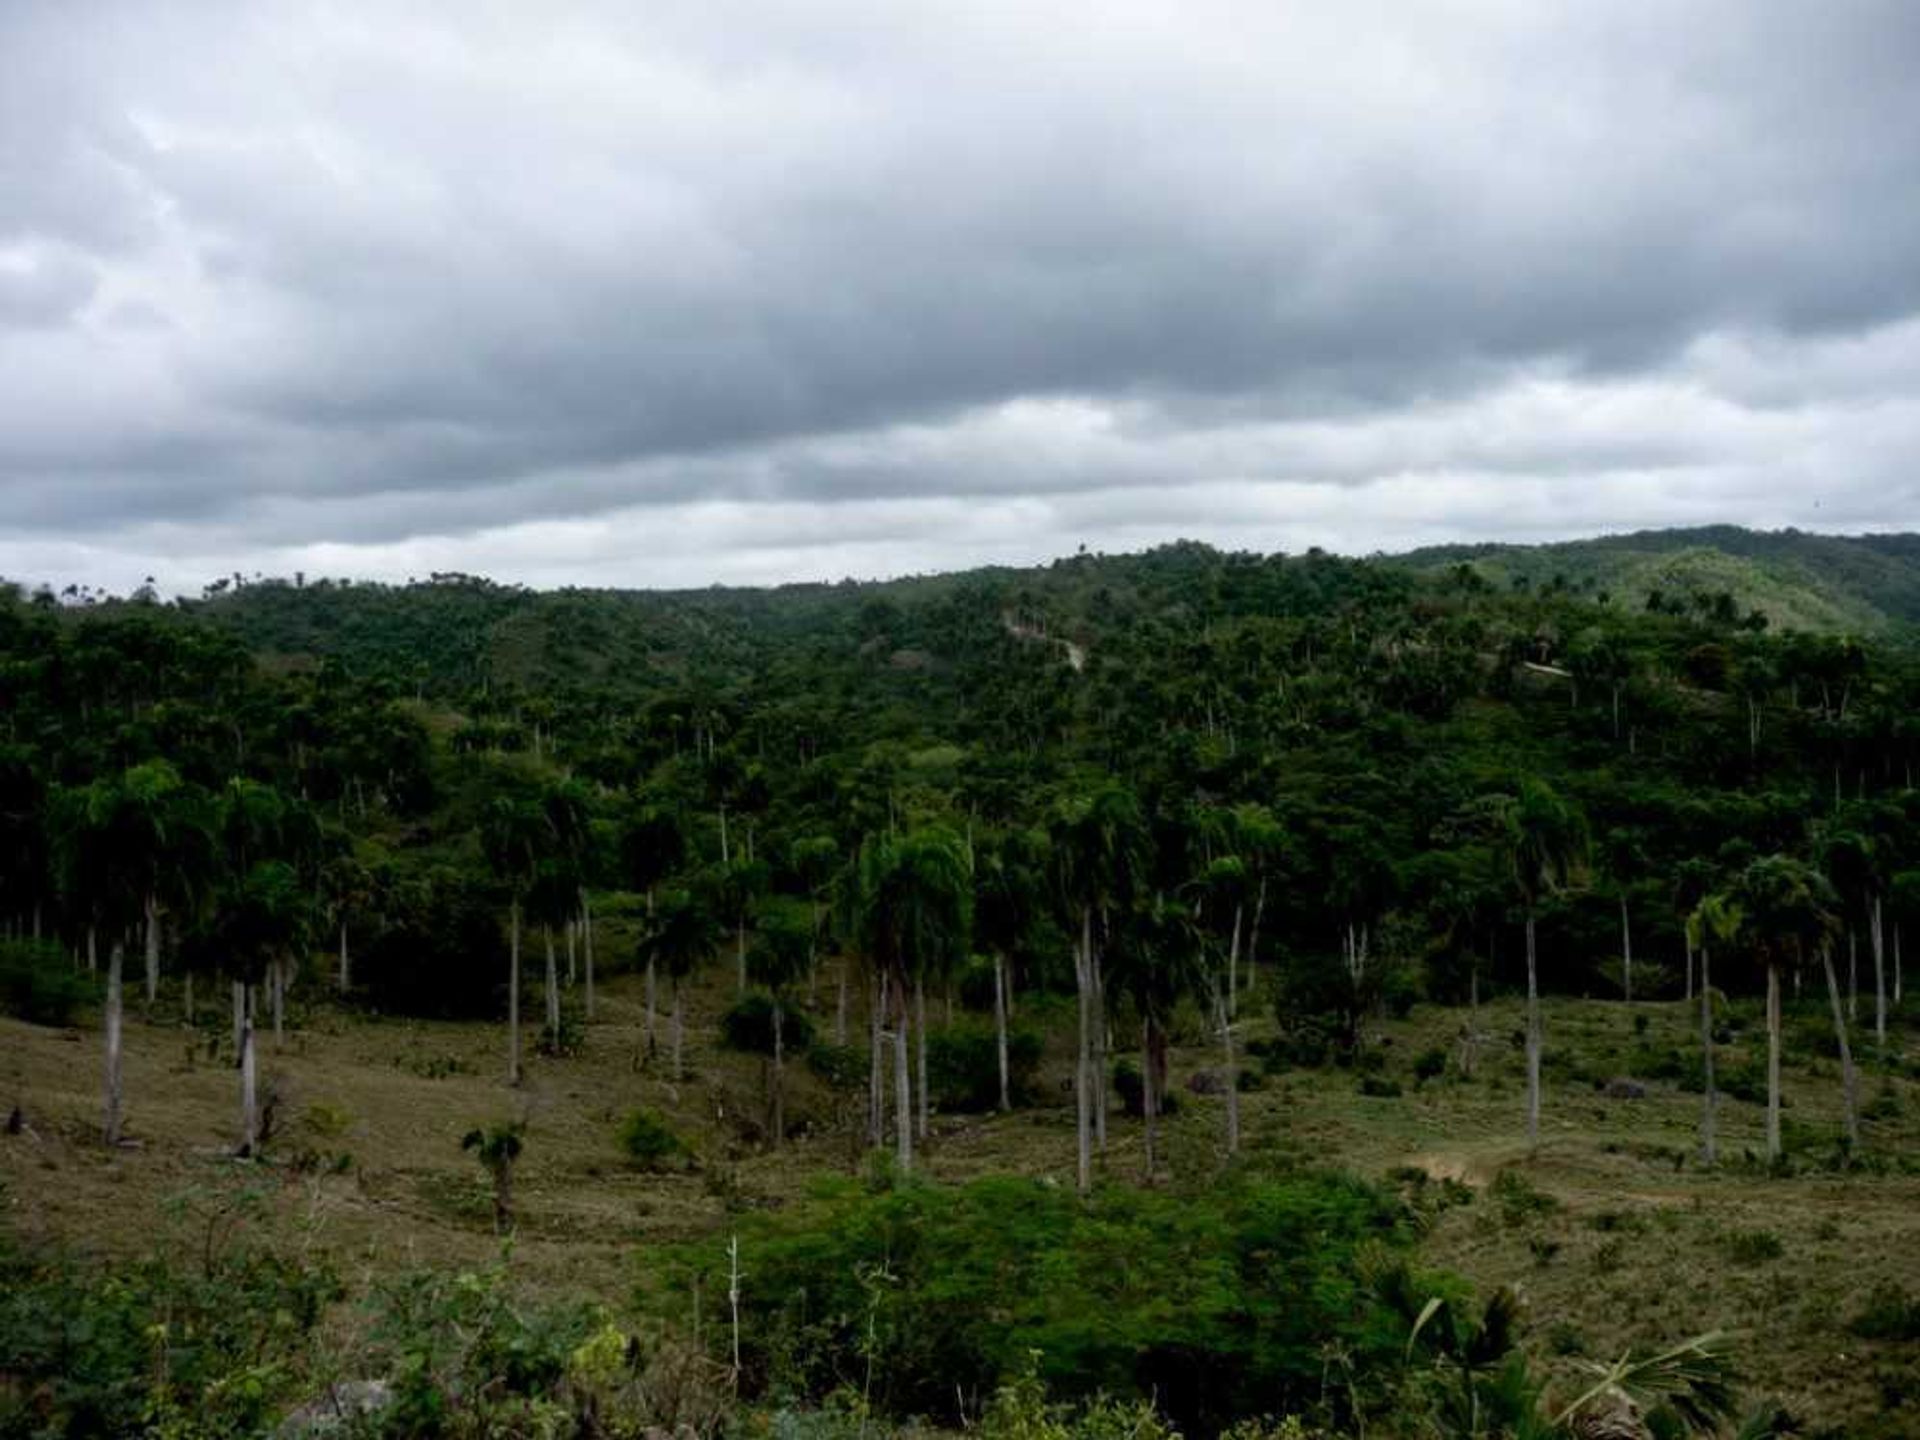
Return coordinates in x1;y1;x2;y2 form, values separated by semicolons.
3;964;1918;1433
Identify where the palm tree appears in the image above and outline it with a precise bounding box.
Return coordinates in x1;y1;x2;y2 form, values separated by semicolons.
621;804;687;1053
1714;855;1841;1161
53;761;210;1147
481;790;545;1086
1112;893;1200;1179
1049;785;1146;1194
462;1122;525;1235
748;895;812;1146
974;827;1045;1113
1686;891;1737;1167
857;826;972;1174
1498;779;1588;1148
639;886;721;1081
209;859;311;1156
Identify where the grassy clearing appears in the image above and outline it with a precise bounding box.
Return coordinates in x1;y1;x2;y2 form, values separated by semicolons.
4;967;1918;1433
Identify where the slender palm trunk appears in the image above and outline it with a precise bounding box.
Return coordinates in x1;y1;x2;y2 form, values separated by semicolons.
1684;930;1695;1004
240;984;258;1156
644;958;658;1057
508;900;523;1086
1871;896;1886;1049
1092;946;1108;1152
914;980;929;1141
566;918;577;986
893;972;913;1174
144;894;160;1008
1141;1017;1158;1179
1227;903;1242;1016
544;926;560;1037
1699;947;1716;1167
87;925;97;974
835;958;848;1047
1822;944;1860;1150
1619;894;1633;1003
1246;875;1267;999
771;998;785;1146
1525;913;1542;1148
1219;994;1240;1158
736;921;746;994
1848;929;1858;1023
1075;907;1093;1196
1765;962;1782;1162
868;972;883;1145
271;956;284;1045
338;919;350;994
671;978;685;1081
231;979;244;1063
103;939;125;1145
183;971;194;1029
583;894;596;1021
994;953;1010;1113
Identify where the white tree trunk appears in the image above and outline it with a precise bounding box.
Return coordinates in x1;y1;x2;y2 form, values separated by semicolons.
645;958;657;1056
583;893;596;1021
1871;896;1886;1048
144;894;160;1007
893;974;913;1174
1075;907;1092;1195
1684;930;1694;1004
1525;914;1542;1147
544;927;560;1037
231;979;244;1063
994;953;1010;1112
671;978;685;1081
240;984;258;1156
1765;962;1782;1162
1699;947;1716;1166
915;980;929;1141
338;919;350;993
508;901;523;1086
1822;944;1860;1150
103;939;125;1145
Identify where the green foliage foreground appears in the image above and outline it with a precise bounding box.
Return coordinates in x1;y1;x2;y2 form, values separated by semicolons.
649;1170;1418;1434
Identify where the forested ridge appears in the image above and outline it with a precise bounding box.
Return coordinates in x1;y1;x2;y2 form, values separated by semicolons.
5;529;1920;1438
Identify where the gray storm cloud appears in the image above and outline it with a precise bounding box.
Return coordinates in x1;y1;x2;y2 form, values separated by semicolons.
2;0;1919;592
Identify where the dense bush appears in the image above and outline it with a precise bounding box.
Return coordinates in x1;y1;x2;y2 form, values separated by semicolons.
926;1021;1043;1110
1850;1282;1920;1343
1113;1056;1180;1118
352;869;508;1019
652;1171;1417;1433
720;991;817;1056
618;1107;690;1170
0;939;93;1026
0;1229;338;1438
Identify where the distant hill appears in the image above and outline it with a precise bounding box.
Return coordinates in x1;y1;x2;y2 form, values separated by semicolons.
1392;526;1920;633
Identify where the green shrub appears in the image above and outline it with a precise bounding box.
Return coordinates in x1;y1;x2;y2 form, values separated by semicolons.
0;939;93;1026
1850;1282;1920;1342
721;991;817;1056
618;1108;690;1170
1412;1047;1447;1083
1112;1057;1179;1118
648;1170;1421;1435
1356;1075;1403;1099
926;1021;1043;1110
0;1227;338;1438
1490;1170;1560;1226
1722;1228;1784;1265
806;1041;867;1089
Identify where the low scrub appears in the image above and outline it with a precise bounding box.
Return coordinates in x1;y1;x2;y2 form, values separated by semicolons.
0;939;93;1027
647;1170;1418;1434
926;1020;1043;1110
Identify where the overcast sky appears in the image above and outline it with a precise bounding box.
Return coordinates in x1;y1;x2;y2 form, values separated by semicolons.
4;1;1919;595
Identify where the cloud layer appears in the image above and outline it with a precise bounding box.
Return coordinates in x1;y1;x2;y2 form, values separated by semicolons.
4;1;1919;592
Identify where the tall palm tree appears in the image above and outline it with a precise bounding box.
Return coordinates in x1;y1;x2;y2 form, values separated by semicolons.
207;859;310;1156
622;804;687;1051
1049;784;1146;1194
638;886;721;1082
1714;855;1842;1161
748;895;813;1145
974;826;1045;1113
1499;779;1588;1148
1112;893;1200;1179
1686;891;1737;1167
857;826;972;1174
481;790;545;1086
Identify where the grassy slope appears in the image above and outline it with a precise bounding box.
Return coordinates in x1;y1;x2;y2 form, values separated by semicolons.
4;962;1918;1432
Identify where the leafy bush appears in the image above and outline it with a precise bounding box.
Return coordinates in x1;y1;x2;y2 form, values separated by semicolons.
1850;1282;1920;1342
0;939;93;1026
1356;1075;1403;1099
1412;1047;1447;1083
1489;1170;1560;1226
618;1107;690;1170
650;1171;1420;1434
1722;1228;1784;1265
721;991;817;1056
926;1021;1043;1111
0;1228;338;1438
805;1041;868;1089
